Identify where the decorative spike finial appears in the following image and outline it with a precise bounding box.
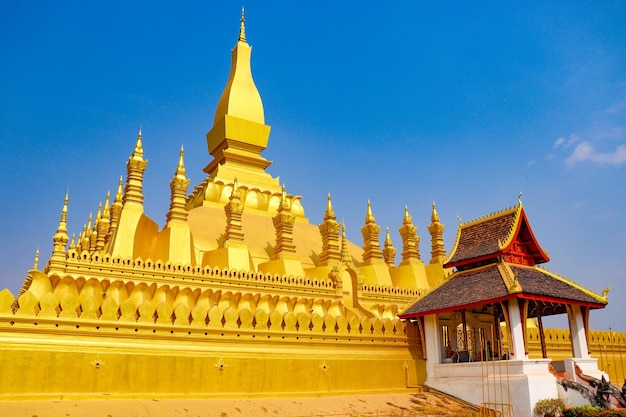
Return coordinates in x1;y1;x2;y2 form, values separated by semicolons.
115;176;123;202
33;247;39;270
403;205;412;225
383;227;396;267
271;183;297;258
399;206;421;264
123;129;149;206
518;191;523;206
325;193;335;219
176;145;186;176
95;202;102;224
340;222;351;265
281;184;290;210
361;201;382;265
431;201;440;223
318;193;341;266
134;126;143;157
223;175;245;244
103;191;111;218
49;191;70;269
365;200;376;224
166;145;191;225
59;191;69;232
238;7;247;43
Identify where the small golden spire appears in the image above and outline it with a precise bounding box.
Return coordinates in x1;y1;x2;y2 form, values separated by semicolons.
318;193;341;266
56;191;69;236
384;227;392;246
383;227;396;267
365;200;376;224
325;193;335;219
361;201;383;265
431;201;440;223
133;126;144;157
340;222;351;265
399;206;420;264
124;129;148;206
176;145;186;176
166;146;191;225
95;202;102;224
428;202;446;264
280;184;290;210
115;176;123;203
238;7;247;43
103;191;111;219
50;191;70;265
33;247;39;270
403;205;412;225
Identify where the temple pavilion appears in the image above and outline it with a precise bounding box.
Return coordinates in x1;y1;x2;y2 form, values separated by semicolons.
0;11;611;417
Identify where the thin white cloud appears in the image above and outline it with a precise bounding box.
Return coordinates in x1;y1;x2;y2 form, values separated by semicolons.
566;141;626;166
553;134;579;149
553;137;565;148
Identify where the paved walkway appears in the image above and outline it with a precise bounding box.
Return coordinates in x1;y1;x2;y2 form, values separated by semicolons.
0;391;481;417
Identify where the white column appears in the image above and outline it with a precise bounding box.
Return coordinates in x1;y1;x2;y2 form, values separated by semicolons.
424;314;441;381
567;305;590;359
507;299;527;360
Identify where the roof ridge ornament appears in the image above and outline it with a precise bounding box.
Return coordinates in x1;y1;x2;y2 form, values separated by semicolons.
238;7;246;43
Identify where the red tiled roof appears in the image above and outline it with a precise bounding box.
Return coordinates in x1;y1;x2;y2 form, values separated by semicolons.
511;266;605;306
400;265;509;317
445;206;549;269
399;263;606;319
446;212;517;267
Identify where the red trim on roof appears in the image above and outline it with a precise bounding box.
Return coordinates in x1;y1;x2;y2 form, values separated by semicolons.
399;292;606;320
501;210;549;265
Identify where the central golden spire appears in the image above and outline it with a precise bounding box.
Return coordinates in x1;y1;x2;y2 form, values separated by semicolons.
212;9;264;126
203;10;275;187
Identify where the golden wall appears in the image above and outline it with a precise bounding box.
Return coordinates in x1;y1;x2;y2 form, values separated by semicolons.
0;281;424;400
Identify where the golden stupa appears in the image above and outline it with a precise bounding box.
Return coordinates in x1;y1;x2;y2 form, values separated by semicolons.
0;12;437;400
0;12;620;417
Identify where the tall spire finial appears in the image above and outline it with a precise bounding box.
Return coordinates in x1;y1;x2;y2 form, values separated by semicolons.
176;145;186;176
365;200;376;224
33;247;40;270
340;222;351;265
398;206;420;264
361;201;383;265
166;146;191;225
238;7;247;43
224;178;245;244
324;193;336;220
383;227;396;267
431;201;440;223
428;201;446;264
49;191;70;270
133;126;144;157
318;193;341;266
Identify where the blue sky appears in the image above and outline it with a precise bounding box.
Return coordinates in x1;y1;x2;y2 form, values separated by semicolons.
1;2;625;331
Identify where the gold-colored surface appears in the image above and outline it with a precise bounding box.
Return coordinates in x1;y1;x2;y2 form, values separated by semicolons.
0;14;617;410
